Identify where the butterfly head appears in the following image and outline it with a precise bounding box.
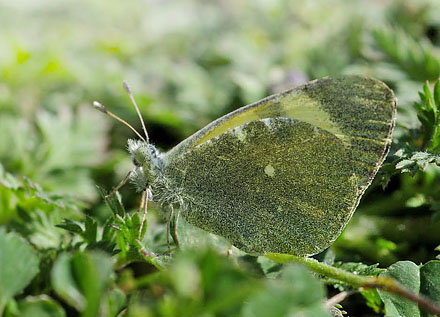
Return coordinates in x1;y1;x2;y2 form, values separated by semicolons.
127;139;163;192
93;81;167;194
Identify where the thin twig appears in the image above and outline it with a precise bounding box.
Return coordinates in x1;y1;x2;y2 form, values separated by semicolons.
364;277;440;316
325;290;356;308
266;253;440;316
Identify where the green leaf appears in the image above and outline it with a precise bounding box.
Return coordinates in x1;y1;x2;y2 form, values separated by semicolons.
0;164;21;190
97;185;125;217
17;295;65;317
434;81;440;108
378;260;440;317
242;264;330;317
378;261;420;317
409;80;440;152
395;159;416;171
127;249;257;316
71;251;114;317
56;219;84;234
51;253;85;311
83;216;98;243
335;262;385;277
51;251;113;316
18;209;67;250
0;107;108;201
373;28;440;81
115;213;140;247
327;262;385;291
0;229;39;314
361;288;384;314
35;106;109;200
86;240;119;256
0;163;80;224
395;151;440;175
420;261;440;317
101;288;126;317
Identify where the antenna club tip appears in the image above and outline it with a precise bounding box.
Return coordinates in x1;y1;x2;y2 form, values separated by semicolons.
93;101;108;113
122;80;132;94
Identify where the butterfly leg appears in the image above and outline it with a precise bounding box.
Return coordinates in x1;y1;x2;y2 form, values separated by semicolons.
170;204;180;249
105;169;135;200
166;207;172;252
165;204;180;252
138;188;151;239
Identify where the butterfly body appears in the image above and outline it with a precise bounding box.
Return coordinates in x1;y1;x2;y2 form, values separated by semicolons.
101;76;396;256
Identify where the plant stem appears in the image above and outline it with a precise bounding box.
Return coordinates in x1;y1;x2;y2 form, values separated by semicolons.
266;253;440;316
267;254;369;286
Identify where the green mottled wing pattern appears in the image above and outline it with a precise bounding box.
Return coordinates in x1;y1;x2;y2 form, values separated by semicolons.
163;76;396;255
166;118;358;255
301;77;396;190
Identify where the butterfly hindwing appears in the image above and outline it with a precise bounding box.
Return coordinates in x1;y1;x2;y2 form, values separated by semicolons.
164;118;359;255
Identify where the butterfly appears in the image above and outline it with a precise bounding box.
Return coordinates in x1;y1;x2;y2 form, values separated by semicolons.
94;76;396;256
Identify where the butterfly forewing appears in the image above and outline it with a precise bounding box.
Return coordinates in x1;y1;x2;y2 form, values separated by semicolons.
162;76;396;255
167;76;395;188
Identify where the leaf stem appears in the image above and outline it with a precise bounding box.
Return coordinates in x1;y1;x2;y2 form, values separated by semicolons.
266;253;440;316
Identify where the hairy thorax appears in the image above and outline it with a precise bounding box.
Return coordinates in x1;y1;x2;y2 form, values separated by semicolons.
127;139;184;208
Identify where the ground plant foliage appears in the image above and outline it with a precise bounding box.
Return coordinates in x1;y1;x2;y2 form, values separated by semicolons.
1;0;440;316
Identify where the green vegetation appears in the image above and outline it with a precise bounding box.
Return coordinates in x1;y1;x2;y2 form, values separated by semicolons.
1;0;440;315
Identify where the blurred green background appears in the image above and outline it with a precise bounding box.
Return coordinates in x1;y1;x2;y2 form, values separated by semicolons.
1;1;440;314
2;0;440;260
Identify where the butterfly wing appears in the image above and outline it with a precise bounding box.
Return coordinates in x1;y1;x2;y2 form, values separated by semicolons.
167;76;396;191
163;76;396;255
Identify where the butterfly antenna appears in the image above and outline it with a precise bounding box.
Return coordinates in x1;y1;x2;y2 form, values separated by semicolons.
93;101;146;142
123;80;150;144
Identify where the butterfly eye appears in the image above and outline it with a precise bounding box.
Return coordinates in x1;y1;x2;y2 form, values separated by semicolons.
132;157;141;167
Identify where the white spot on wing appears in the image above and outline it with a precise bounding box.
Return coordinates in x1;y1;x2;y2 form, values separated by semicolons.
264;164;275;177
234;126;247;142
261;118;273;129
